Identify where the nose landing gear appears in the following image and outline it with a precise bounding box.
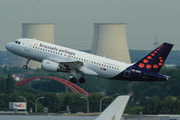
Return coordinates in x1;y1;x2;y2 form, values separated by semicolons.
23;59;30;69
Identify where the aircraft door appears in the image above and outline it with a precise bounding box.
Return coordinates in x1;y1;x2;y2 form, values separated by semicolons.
25;41;33;52
124;67;132;77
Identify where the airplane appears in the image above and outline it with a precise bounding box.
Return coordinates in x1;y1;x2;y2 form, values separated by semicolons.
5;38;173;83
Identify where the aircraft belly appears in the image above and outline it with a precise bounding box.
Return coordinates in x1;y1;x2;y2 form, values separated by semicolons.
85;63;120;78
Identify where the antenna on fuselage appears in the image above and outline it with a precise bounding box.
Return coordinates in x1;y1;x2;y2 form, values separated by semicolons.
34;37;36;40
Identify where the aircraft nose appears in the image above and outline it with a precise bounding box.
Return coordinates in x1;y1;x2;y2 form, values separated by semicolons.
5;42;14;51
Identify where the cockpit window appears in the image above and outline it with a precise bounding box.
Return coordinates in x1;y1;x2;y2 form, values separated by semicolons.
15;41;20;44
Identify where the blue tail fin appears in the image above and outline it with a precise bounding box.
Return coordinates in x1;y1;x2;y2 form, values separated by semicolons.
133;43;173;73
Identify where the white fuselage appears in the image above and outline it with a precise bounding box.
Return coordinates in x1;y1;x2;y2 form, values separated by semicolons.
6;38;132;79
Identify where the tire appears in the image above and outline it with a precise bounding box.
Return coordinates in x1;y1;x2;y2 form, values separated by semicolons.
79;77;86;84
23;65;28;69
70;77;77;83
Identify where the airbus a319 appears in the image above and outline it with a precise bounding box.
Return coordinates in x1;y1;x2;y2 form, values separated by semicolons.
5;38;173;83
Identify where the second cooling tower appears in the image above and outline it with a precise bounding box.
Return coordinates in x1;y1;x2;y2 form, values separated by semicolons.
91;23;131;63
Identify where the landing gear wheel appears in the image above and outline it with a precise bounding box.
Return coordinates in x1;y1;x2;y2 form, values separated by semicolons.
79;77;86;84
70;77;77;83
23;65;28;69
23;59;30;69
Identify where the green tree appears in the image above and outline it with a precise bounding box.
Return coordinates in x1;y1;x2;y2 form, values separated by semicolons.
62;92;86;113
6;74;15;94
0;77;7;93
0;93;9;110
160;96;176;114
143;95;161;114
41;92;62;112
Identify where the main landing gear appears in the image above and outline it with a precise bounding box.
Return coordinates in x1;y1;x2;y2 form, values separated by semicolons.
69;70;86;84
23;59;30;69
70;76;86;84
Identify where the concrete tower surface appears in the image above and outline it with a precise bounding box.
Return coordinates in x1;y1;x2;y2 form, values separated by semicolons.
91;23;131;63
22;23;55;43
16;23;55;69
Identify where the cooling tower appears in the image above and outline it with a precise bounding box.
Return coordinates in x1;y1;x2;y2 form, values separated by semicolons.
91;23;131;63
16;23;55;69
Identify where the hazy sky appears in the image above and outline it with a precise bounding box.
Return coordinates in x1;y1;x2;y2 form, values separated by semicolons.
0;0;180;51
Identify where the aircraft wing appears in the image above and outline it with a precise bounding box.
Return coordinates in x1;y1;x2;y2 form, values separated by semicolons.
47;57;84;70
95;95;130;120
46;57;98;76
61;60;84;70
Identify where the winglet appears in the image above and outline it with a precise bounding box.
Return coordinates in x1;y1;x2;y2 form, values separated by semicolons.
95;95;130;120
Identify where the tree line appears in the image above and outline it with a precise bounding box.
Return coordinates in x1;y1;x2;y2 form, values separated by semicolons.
0;66;180;114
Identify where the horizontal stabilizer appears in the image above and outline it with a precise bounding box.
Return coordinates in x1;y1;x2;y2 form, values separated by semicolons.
95;95;130;120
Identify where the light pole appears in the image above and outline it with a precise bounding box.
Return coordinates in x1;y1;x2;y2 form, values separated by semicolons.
80;97;89;113
35;96;44;113
100;96;109;112
19;96;27;113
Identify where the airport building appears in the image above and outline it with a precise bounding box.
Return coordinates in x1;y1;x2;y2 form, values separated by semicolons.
91;23;131;63
16;23;55;69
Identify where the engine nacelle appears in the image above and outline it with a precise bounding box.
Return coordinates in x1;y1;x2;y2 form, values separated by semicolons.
41;59;66;72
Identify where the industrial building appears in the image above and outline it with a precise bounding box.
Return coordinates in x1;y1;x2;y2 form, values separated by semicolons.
91;23;131;63
16;23;55;69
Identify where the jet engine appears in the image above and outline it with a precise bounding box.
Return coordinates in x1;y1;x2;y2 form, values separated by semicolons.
41;59;66;72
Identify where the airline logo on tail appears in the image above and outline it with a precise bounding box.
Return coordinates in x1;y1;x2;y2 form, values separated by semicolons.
134;43;173;73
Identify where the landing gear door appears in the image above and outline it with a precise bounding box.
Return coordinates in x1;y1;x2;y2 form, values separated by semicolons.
124;67;132;77
25;41;33;52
